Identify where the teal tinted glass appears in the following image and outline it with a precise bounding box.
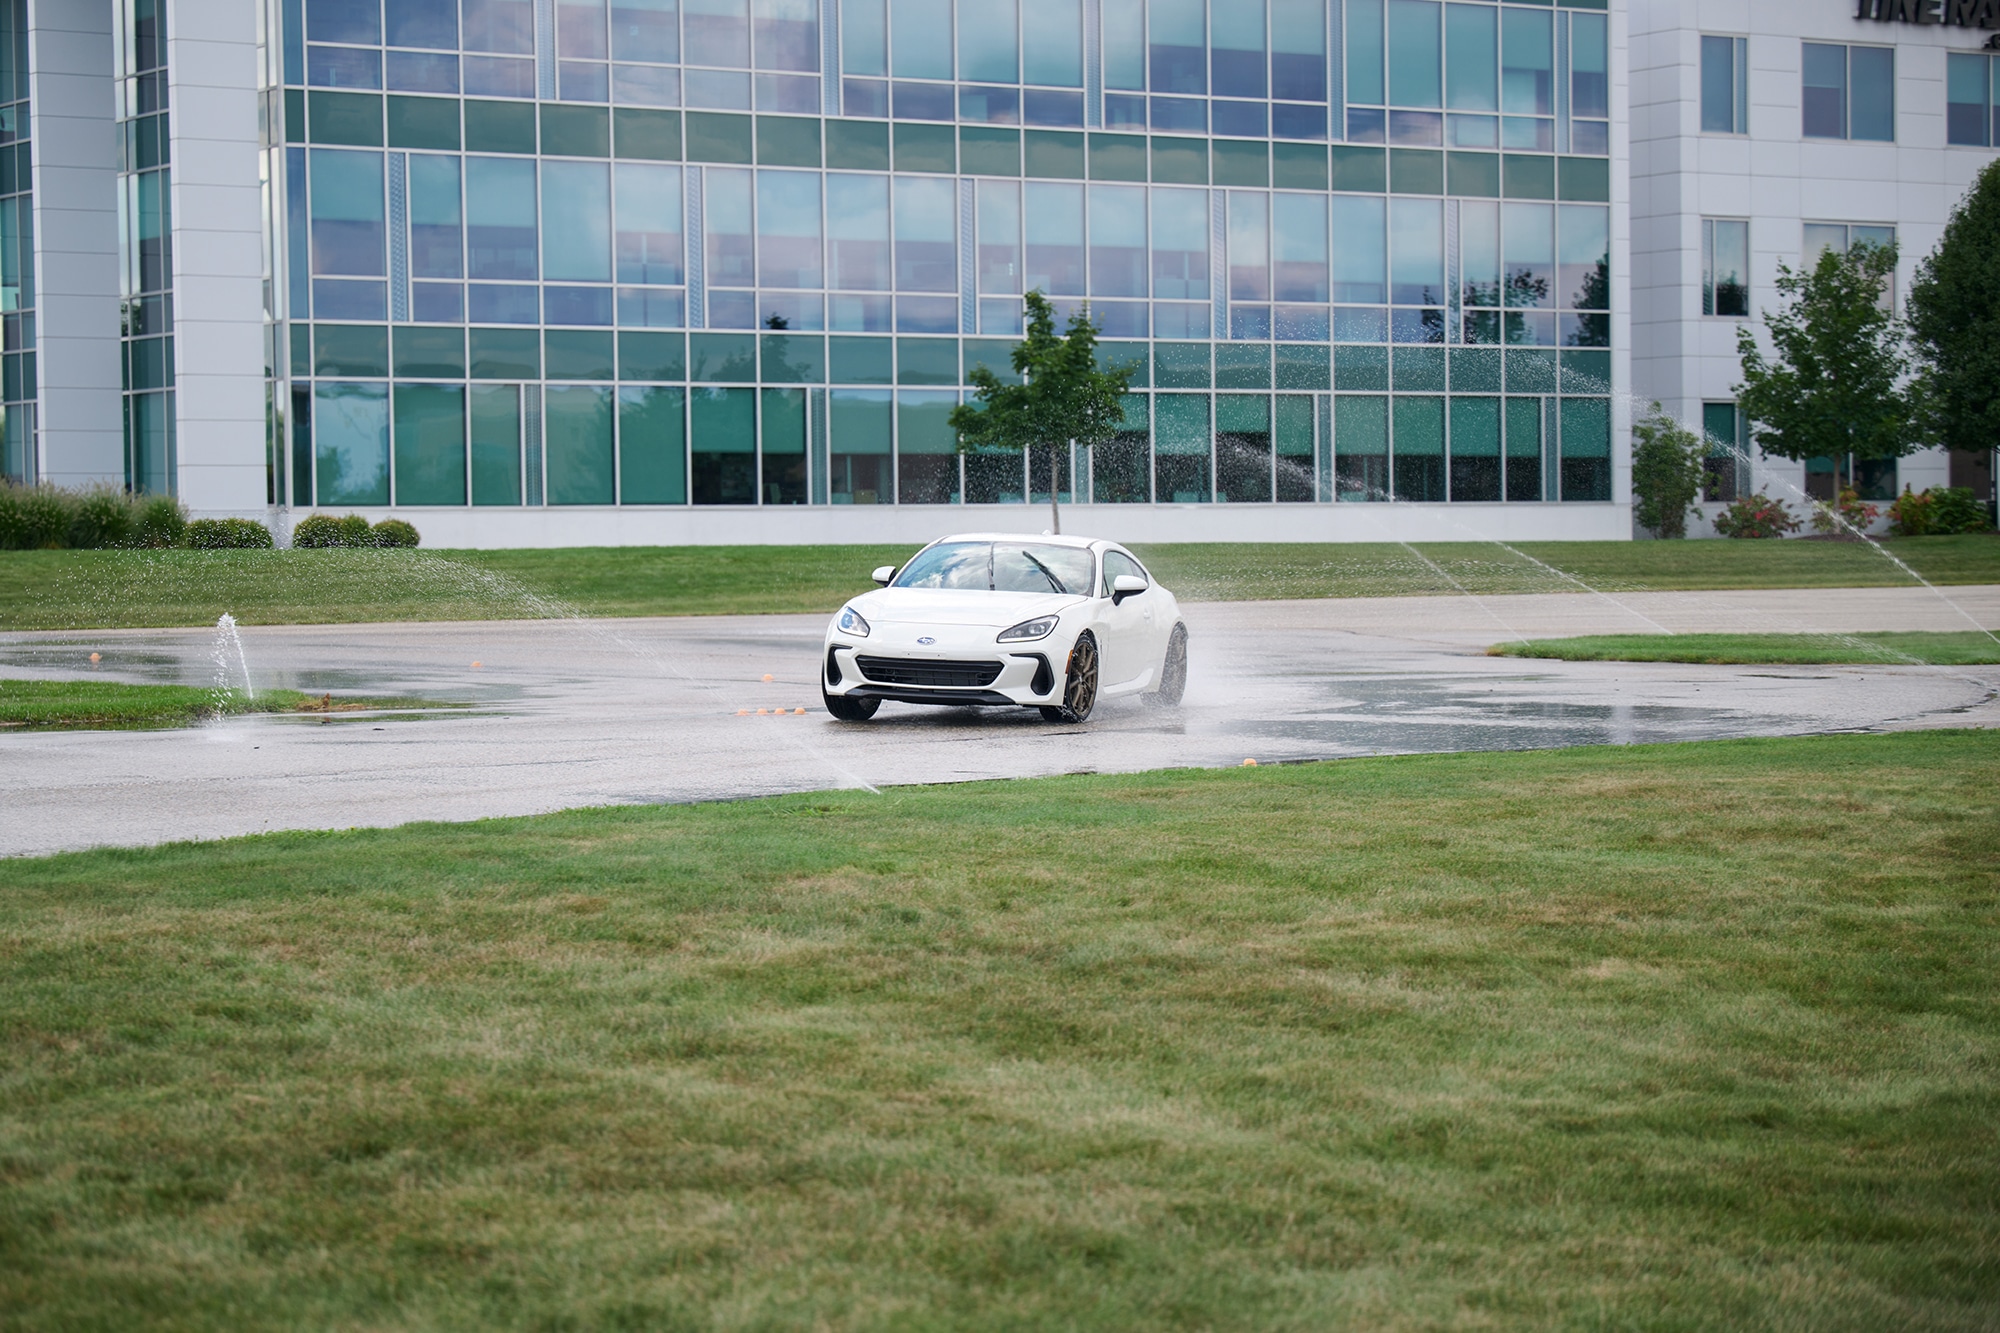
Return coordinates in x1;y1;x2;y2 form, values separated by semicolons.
1387;0;1440;108
469;384;522;505
315;382;390;505
890;0;952;77
541;160;611;282
1347;0;1383;105
1500;8;1551;116
393;384;467;506
1444;3;1496;112
544;384;615;504
1024;0;1083;87
957;0;1017;81
620;386;687;504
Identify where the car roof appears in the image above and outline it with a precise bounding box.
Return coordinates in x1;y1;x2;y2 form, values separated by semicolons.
926;532;1109;551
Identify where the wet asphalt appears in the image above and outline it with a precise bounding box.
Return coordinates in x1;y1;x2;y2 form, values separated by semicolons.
2;584;1995;858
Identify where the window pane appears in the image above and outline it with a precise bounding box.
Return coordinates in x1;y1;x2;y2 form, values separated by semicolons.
612;0;679;62
1150;186;1208;301
690;385;757;502
829;174;892;290
977;181;1021;295
1346;0;1383;105
1387;0;1440;109
1389;197;1442;305
309;149;385;276
1226;191;1268;302
890;0;952;78
1946;53;1989;146
1024;0;1082;88
559;0;608;58
893;175;956;291
830;388;892;503
315;382;390;505
1445;4;1496;112
466;157;538;280
754;0;818;71
408;154;462;279
1334;394;1387;500
1460;198;1498;309
1559;205;1608;311
616;163;684;285
1802;42;1847;139
1501;202;1552;309
1570;13;1607;119
1499;8;1550;116
706;166;755;288
1803;222;1846;263
545;384;615;503
1152;0;1206;95
1559;396;1609;500
619;385;686;503
896;389;959;503
762;386;808;503
1272;193;1328;302
541;161;612;281
1705;219;1747;318
465;0;535;53
1024;181;1084;294
1089;185;1148;298
1103;0;1144;90
1332;195;1386;303
470;383;522;505
1271;0;1325;102
1700;35;1735;133
1211;0;1265;99
842;0;886;73
686;0;750;65
957;0;1017;82
757;169;823;288
393;384;467;505
1154;393;1211;502
1850;46;1894;142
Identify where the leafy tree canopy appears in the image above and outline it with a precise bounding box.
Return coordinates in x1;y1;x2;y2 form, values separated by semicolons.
1906;159;2000;459
1630;403;1705;539
1734;242;1911;464
949;291;1136;533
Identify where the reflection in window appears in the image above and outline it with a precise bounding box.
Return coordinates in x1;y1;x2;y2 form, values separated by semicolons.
893;175;956;291
1702;217;1748;318
1024;182;1084;294
1090;186;1148;299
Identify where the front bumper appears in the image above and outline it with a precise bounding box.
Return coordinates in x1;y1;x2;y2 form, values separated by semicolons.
823;637;1061;707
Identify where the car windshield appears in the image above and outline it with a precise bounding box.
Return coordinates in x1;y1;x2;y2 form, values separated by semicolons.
893;542;1096;596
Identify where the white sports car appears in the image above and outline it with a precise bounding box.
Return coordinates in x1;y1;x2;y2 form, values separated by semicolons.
821;533;1188;723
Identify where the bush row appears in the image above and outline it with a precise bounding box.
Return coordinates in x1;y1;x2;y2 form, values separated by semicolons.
1711;485;1995;538
292;514;421;548
0;482;424;551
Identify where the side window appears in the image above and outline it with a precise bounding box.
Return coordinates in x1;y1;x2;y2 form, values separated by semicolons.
1102;550;1147;595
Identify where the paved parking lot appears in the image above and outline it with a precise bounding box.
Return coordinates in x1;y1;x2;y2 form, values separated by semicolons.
2;584;1995;858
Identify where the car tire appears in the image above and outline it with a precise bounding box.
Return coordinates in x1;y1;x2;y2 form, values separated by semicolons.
1153;623;1188;706
823;690;880;721
1039;632;1099;724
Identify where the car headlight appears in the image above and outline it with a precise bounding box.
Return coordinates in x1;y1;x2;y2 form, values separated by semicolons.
837;606;871;637
997;615;1058;642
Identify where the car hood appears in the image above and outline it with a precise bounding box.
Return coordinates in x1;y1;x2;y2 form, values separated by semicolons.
848;587;1085;628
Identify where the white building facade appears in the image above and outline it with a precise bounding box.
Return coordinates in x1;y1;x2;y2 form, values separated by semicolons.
1630;0;2000;532
2;0;1993;545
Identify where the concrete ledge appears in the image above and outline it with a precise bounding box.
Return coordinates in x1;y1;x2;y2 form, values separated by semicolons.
249;502;1639;548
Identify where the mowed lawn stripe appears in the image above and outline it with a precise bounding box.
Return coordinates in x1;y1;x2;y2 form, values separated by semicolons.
1;731;1996;1329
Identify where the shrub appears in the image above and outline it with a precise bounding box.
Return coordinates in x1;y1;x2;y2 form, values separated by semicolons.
12;484;78;550
182;517;275;549
132;494;188;548
370;518;420;548
1712;492;1801;539
68;485;135;550
1890;485;1995;537
1631;404;1705;539
291;513;350;548
338;513;373;546
1810;486;1880;536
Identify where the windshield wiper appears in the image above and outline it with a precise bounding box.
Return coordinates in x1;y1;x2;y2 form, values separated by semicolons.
1020;550;1068;596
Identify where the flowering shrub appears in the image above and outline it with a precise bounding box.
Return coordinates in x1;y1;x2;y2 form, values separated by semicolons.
1889;486;1994;537
1810;486;1881;536
1712;492;1801;539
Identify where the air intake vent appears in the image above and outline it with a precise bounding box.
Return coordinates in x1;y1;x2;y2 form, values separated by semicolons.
856;656;1003;688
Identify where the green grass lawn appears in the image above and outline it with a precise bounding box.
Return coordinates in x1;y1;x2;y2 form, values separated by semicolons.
0;679;447;729
1;534;1996;630
2;731;1996;1329
1491;630;2000;666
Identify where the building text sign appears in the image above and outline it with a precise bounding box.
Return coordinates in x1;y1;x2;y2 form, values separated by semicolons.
1856;0;2000;28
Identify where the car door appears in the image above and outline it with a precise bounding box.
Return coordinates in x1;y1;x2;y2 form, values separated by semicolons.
1097;549;1156;688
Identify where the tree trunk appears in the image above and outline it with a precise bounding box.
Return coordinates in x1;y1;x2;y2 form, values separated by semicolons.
1048;441;1062;534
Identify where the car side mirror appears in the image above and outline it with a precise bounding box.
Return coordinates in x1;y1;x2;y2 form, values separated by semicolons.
1111;574;1147;605
872;565;897;586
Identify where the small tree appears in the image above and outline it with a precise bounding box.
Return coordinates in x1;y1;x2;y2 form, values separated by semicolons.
1734;242;1913;476
949;291;1136;534
1906;159;2000;461
1630;403;1705;538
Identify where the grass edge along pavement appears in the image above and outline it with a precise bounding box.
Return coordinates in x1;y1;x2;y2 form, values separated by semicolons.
2;730;1996;1329
0;678;454;730
1490;630;2000;666
2;534;2000;629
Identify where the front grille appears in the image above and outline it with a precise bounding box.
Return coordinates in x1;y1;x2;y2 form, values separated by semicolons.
856;656;1003;688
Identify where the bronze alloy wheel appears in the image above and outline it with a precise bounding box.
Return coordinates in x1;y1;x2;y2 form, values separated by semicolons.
1040;632;1099;724
1154;623;1188;706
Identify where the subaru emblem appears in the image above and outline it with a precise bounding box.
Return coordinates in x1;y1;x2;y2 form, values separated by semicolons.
917;636;935;645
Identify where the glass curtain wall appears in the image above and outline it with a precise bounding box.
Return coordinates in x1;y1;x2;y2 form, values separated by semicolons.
279;0;1614;510
116;0;175;494
0;0;33;484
